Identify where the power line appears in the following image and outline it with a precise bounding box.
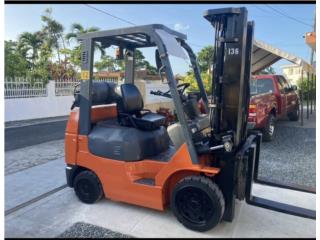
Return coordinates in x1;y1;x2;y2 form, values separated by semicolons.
253;4;270;14
252;5;312;21
84;4;207;50
264;4;313;28
84;4;136;26
85;4;309;53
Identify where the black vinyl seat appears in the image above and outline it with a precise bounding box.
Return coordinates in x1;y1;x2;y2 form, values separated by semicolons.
116;84;166;131
89;119;170;161
85;82;170;161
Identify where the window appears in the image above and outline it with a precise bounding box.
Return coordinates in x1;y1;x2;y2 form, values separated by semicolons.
250;78;274;95
277;76;285;91
278;76;290;88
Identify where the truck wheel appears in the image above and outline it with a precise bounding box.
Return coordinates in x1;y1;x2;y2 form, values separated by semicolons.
288;105;300;121
171;175;225;232
74;170;103;204
262;114;275;142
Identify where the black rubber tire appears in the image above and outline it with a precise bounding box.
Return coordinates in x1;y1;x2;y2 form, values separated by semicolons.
74;170;103;204
171;175;225;232
288;105;300;121
262;114;276;142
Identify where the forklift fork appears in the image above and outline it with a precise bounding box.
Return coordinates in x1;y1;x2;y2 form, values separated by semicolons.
245;133;316;220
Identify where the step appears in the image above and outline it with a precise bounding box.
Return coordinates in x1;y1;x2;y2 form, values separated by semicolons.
134;178;155;186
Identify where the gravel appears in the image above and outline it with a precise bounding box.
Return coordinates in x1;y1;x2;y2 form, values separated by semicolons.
58;222;133;238
258;125;315;189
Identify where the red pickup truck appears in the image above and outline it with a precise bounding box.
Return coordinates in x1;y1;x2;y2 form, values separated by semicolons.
248;74;300;141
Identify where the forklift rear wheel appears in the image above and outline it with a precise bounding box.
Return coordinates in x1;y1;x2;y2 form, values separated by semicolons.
74;170;103;204
171;175;225;232
262;114;275;142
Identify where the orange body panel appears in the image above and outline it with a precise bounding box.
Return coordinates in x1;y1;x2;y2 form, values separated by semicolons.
66;104;118;135
65;104;220;211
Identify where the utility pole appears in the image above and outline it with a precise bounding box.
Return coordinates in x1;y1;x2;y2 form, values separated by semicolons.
310;8;315;67
310;8;316;113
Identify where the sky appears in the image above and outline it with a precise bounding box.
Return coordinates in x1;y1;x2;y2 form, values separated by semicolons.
5;3;315;75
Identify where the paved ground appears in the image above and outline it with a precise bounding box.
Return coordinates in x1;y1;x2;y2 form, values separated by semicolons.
5;167;316;238
5;139;64;175
4;110;316;238
5;158;66;212
5;116;68;128
5;117;67;151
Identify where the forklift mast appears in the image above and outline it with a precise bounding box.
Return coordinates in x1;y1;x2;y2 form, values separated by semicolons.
204;7;252;148
204;7;315;221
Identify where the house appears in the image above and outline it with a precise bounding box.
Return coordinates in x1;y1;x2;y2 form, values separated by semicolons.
281;65;304;86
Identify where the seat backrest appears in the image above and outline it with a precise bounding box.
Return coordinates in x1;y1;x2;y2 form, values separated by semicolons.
118;83;144;114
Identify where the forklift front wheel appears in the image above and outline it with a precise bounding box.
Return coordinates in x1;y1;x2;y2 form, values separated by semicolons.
171;175;225;232
74;170;103;204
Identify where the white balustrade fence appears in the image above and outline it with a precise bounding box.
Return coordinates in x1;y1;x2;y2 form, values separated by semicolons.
5;77;125;98
5;78;172;122
54;79;80;96
5;77;47;99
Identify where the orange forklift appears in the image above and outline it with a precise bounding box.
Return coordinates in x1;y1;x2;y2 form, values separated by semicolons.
65;7;315;232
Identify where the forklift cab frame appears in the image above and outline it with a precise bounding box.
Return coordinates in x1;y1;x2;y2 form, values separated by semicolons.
65;25;231;232
77;24;209;164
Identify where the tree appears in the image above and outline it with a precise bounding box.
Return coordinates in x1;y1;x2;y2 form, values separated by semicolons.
65;23;105;56
5;40;29;78
41;8;65;64
94;55;116;72
60;46;81;69
134;49;157;74
297;76;316;100
178;45;215;94
197;45;214;73
17;31;43;69
181;71;212;94
26;42;52;82
144;61;158;74
134;49;146;69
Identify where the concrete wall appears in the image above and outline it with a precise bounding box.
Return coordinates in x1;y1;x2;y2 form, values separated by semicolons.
5;80;174;122
5;81;74;122
144;81;174;112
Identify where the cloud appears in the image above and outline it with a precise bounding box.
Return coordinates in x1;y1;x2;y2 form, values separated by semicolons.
174;23;190;31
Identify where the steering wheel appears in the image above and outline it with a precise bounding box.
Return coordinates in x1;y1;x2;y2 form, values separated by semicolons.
176;82;190;95
160;82;190;96
150;82;190;101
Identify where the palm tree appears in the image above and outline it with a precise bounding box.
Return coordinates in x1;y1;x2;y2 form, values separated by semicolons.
17;31;43;69
65;23;105;56
41;8;65;64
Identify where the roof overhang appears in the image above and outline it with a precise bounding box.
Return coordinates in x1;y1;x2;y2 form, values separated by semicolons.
252;39;315;74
